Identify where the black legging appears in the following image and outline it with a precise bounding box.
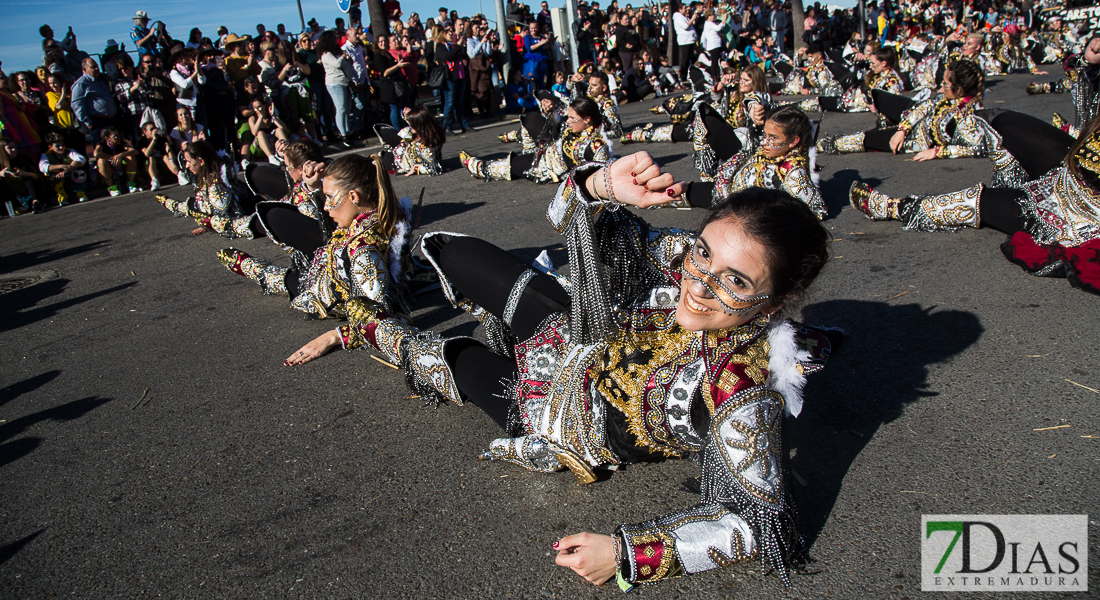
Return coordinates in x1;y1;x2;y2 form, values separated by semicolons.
979;188;1029;235
437;236;571;428
697;104;744;162
669;122;692;142
375;124;403;147
257;203;326;257
863;127;898;153
818;96;841;112
522;111;548;138
871;89;916;123
509;153;536;176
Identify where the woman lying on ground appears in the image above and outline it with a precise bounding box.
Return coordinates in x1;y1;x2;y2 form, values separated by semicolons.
1028;34;1100;138
328;150;837;588
621;65;769;147
848;113;1100;295
797;45;903;116
816;58;995;162
776;43;843;97
156;141;252;237
684;105;827;219
220;153;413;360
373;105;446;176
460;97;611;183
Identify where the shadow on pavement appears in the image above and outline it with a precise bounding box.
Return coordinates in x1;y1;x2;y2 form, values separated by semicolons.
0;371;61;410
791;300;984;547
0;530;45;566
0;241;111;274
415;201;487;228
0;437;43;469
1;281;138;334
819;168;884;217
653;152;691;165
0;396;113;445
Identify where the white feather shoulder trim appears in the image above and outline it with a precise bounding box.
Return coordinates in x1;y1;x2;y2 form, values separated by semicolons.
766;320;812;417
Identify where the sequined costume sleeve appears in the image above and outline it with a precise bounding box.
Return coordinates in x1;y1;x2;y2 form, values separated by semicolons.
806;63;843;97
616;385;795;585
339;296;394;352
781;163;827;219
159;179;255;239
937;114;994;159
596;94;623;138
290;211;392;322
897;96;936;133
607;317;835;587
284;180;321;220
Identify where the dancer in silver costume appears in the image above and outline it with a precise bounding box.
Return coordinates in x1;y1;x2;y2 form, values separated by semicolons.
218;154;414;362
460;97;612;184
329;151;838;589
848;115;1100;295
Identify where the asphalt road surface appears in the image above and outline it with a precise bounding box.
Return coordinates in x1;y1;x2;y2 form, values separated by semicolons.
2;72;1097;599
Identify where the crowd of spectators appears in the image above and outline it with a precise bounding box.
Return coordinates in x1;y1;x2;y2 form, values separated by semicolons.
0;0;1079;215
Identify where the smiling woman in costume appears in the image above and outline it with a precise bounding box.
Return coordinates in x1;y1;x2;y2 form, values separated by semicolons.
328;151;838;588
682;105;826;220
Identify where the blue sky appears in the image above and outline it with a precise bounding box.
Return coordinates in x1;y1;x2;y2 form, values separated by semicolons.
2;0;858;73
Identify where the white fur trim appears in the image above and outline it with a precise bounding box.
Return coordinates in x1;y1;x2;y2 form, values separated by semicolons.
533;249;556;274
808;145;820;187
387;197;414;284
599;129;615;157
766;320;812;417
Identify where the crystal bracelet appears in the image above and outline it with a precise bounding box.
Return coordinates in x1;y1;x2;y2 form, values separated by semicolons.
602;158;621;206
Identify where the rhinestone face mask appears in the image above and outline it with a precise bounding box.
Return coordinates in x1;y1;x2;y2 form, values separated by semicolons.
682;243;771;315
323;189;347;211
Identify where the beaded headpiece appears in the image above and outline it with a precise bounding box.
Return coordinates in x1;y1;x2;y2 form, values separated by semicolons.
1073;130;1100;176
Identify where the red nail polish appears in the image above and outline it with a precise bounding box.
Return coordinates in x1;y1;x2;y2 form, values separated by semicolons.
630;171;636;177
552;541;559;548
632;178;638;185
667;189;675;197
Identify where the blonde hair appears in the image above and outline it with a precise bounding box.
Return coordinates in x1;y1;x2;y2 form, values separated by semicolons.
323;153;400;239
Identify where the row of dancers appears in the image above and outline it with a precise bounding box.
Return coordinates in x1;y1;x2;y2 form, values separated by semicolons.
143;34;1098;589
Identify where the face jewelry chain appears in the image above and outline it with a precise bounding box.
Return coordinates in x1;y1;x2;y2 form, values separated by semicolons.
323;189;347;211
682;244;771;315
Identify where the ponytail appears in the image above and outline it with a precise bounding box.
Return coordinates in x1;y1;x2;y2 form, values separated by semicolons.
371;154;400;240
323;153;401;239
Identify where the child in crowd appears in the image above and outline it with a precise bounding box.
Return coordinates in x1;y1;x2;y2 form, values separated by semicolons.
140;121;185;189
38;132;88;206
239;97;290;168
550;71;569;101
504;71;537;113
170;106;206;148
0;138;41;215
94;127;143;196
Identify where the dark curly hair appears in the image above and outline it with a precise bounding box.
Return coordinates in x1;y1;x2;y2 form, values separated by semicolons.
701;187;830;309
